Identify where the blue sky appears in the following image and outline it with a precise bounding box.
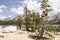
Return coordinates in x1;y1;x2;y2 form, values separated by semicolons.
0;0;24;16
0;0;36;20
0;0;25;20
0;0;60;20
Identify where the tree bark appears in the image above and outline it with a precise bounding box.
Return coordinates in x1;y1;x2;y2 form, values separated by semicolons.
19;24;21;29
40;27;44;38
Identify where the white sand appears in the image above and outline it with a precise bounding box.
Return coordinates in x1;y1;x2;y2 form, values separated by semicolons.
0;32;60;40
0;33;34;40
54;35;60;40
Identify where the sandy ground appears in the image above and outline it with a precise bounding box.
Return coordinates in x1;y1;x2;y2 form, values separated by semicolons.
0;33;34;40
53;35;60;40
0;32;60;40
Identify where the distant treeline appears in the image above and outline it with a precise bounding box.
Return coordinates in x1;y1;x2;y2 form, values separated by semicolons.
0;20;16;25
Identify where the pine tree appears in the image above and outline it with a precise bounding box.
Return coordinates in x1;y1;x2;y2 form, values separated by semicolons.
24;5;32;31
40;0;53;38
17;15;23;29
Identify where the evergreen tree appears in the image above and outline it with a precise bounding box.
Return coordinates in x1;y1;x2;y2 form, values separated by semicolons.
16;15;23;29
40;0;53;38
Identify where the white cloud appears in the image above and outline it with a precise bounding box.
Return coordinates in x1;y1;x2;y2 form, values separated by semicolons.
47;0;60;16
11;0;60;16
0;15;6;20
0;5;6;9
48;0;60;12
11;8;17;12
0;9;3;13
8;15;12;18
23;0;60;16
11;0;41;15
0;5;7;13
0;15;12;20
11;7;24;15
0;5;7;20
24;0;41;13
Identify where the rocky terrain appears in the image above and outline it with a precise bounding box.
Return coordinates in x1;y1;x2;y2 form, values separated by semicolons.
48;13;60;24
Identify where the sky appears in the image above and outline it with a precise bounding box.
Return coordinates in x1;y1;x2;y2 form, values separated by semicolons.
0;0;60;20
